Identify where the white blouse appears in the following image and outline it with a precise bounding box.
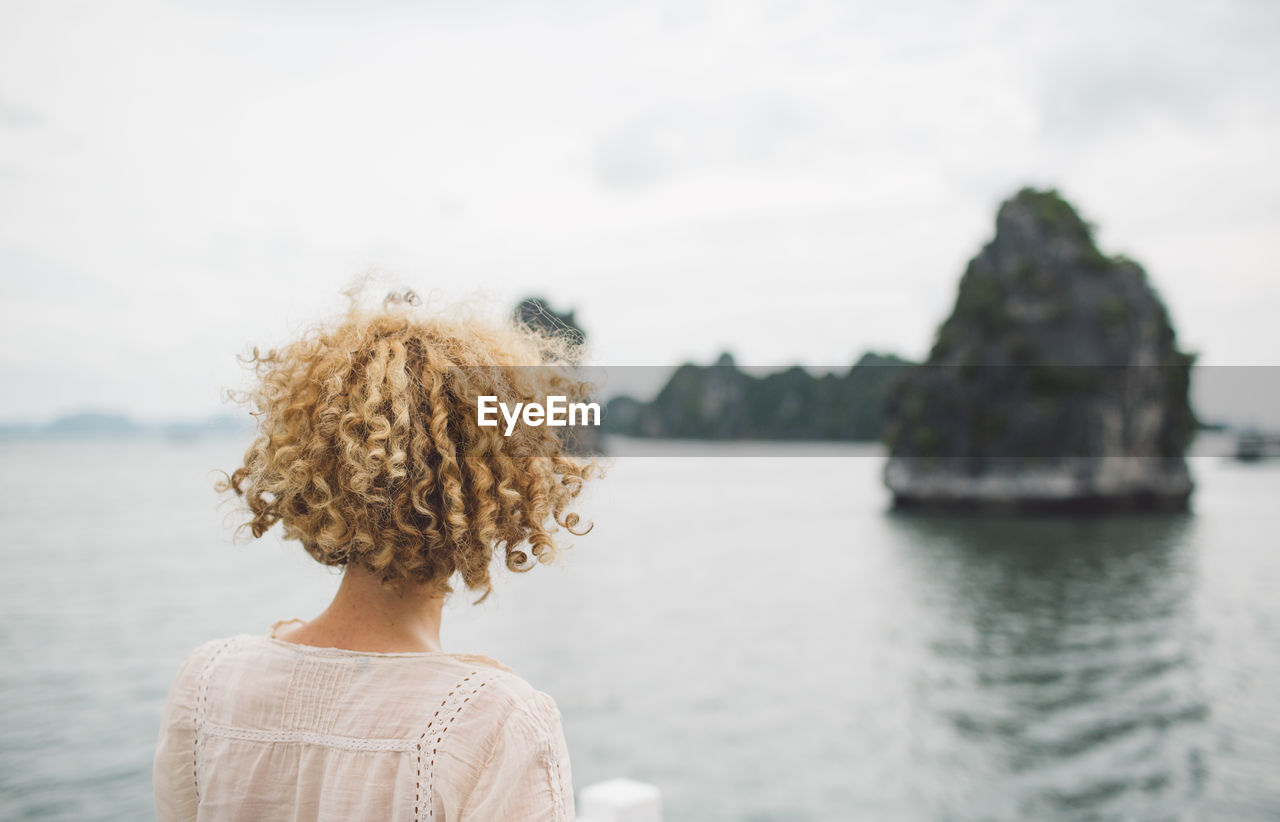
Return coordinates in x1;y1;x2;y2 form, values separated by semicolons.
153;623;575;821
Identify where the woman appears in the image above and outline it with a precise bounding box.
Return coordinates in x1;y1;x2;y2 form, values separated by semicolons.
154;288;598;821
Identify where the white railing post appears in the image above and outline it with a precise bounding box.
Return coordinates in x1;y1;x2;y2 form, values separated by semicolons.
577;778;663;822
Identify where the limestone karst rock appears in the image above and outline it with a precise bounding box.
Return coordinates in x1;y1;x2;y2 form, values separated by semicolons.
882;188;1197;511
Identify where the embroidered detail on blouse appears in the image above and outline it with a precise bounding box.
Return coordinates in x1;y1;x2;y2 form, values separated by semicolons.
281;655;356;733
516;697;569;822
202;722;419;752
540;709;569;821
416;671;487;821
193;636;243;804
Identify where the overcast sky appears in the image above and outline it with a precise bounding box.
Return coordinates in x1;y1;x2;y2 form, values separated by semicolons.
2;0;1278;423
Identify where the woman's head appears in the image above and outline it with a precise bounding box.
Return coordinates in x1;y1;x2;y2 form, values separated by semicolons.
219;287;598;601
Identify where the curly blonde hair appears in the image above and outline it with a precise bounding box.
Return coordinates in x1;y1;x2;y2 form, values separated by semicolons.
218;288;598;601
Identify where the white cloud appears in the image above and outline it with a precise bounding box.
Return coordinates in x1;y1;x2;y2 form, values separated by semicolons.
1;0;1277;422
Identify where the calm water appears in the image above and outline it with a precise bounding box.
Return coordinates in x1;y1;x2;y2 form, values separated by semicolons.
1;437;1278;821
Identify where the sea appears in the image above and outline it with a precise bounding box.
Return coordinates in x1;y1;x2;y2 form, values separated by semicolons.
1;435;1277;821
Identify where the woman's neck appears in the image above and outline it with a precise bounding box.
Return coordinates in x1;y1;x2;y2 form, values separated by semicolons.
277;565;446;654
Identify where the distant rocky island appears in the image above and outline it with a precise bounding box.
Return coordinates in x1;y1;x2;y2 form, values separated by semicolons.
514;295;601;453
603;351;914;440
881;188;1198;512
514;295;587;348
517;295;915;444
0;411;250;440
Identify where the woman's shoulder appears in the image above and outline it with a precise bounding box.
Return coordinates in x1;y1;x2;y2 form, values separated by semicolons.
436;661;573;819
439;652;561;719
167;634;253;683
444;651;519;676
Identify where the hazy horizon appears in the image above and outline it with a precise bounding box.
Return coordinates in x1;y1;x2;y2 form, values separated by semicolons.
4;363;1280;431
